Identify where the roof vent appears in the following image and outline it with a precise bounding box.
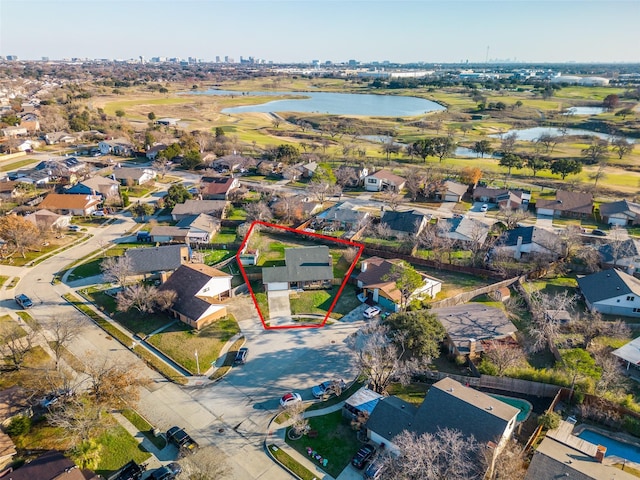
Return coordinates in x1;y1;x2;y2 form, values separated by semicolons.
617;286;620;290
487;406;493;411
448;388;454;392
401;405;405;409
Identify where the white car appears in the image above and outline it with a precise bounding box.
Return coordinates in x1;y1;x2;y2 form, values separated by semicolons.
480;204;488;212
92;210;106;216
280;392;302;407
363;306;382;319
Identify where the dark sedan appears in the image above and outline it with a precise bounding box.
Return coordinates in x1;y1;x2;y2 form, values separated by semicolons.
351;444;376;469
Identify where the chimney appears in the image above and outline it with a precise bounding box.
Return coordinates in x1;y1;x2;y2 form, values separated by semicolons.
514;236;523;260
595;445;606;463
361;260;368;272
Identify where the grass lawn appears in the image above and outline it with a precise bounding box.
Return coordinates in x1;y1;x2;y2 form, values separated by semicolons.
121;408;166;450
203;249;235;265
285;410;361;479
386;382;429;406
210;227;238;244
16;310;39;331
227;206;248;221
289;284;360;319
0;314;27;337
268;444;317;480
94;421;152;478
0;275;8;287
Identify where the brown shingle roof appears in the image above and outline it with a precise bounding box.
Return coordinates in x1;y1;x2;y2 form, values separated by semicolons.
370;169;405;185
38;193;101;210
537;190;593;215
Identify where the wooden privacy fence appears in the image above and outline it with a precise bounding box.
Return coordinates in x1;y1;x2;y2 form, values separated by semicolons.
426;371;562;398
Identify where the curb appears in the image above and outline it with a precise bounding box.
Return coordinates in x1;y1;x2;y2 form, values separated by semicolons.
207;334;246;381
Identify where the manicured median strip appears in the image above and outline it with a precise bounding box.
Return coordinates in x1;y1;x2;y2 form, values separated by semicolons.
268;444;317;480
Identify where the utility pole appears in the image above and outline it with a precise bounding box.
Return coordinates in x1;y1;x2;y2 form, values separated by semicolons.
195;350;200;375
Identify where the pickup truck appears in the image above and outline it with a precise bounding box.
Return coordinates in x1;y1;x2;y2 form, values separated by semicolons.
166;426;199;454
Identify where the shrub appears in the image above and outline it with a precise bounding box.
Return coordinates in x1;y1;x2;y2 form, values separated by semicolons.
478;357;499;376
6;415;31;436
623;415;640;437
538;411;561;430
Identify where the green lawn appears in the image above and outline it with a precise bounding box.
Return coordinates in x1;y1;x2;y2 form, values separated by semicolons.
227;206;248;220
210;227;238;244
387;382;429;406
0;275;8;287
285;410;361;478
94;422;152;478
16;311;39;331
289;284;360;319
268;444;317;480
120;408;166;450
204;249;235;265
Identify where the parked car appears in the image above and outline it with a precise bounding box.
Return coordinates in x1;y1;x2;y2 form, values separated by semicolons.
14;294;33;309
92;210;106;216
280;392;302;407
149;466;175;480
312;379;346;399
363;306;381;319
364;460;385;479
114;460;147;480
68;225;81;231
592;229;607;236
166;426;199;454
480;204;488;212
234;347;249;365
351;444;376;469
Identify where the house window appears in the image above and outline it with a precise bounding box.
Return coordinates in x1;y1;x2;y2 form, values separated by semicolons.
634;308;640;313
628;296;635;301
367;178;377;184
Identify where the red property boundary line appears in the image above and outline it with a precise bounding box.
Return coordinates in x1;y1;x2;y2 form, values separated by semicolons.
234;221;364;330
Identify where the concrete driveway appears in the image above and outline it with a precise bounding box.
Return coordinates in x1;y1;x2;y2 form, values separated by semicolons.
267;289;292;326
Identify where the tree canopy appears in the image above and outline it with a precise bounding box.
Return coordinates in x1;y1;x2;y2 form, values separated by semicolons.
385;310;445;359
164;183;193;208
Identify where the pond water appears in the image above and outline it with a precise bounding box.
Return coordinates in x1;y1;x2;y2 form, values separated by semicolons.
563;106;606;116
488;394;532;423
578;430;640;463
454;146;501;158
191;89;445;117
490;127;636;143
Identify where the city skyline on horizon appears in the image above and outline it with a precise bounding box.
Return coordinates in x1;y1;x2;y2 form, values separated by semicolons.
1;0;639;64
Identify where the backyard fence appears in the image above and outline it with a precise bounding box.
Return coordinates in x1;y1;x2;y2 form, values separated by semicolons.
429;275;524;309
425;371;562;398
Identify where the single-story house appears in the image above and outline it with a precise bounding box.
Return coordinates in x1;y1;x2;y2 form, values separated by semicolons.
159;263;232;329
66;175;120;198
1;126;28;137
125;244;191;275
112;167;156;186
336;165;369;187
149;226;188;244
315;201;369;229
294;161;318;179
38;193;101;216
8;169;51;185
494;226;563;260
145;143;168;160
536;190;593;218
364;170;406;192
525;421;634;480
211;154;251;172
380;209;430;237
0;180;18;200
156;117;180;126
44;131;76;145
431;303;517;358
577;268;640;318
3;449;101;480
262;246;333;292
473;186;531;210
171;199;228;220
18;112;40;133
151;214;219;243
24;209;71;231
438;180;468;202
356;257;442;312
271;196;323;221
200;176;239;200
437;216;490;245
99;138;133;156
599;238;640;272
17;139;40;152
599;199;640;227
366;377;519;463
342;386;383;421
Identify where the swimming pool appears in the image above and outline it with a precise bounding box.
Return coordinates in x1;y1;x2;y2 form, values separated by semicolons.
578;430;640;463
489;394;532;423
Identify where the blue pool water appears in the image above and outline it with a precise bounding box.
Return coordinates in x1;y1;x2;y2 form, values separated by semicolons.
488;394;532;423
578;430;640;463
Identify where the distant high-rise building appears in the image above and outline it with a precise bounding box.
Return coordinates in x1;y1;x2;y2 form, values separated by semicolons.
215;56;221;63
42;56;49;61
312;59;319;66
6;55;18;61
224;56;229;63
348;59;358;66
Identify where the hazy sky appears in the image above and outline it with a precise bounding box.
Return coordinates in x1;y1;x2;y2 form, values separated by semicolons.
1;0;639;63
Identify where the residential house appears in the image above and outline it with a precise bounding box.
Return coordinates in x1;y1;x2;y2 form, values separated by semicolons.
494;226;563;260
356;257;442;312
431;303;517;358
112;167;156;186
171;199;228;220
293;161;318;179
525;420;634;480
156;117;180;126
7;169;51;185
24;209;71;231
17;139;40;151
437;180;468;202
125;244;191;275
262;246;333;292
2;450;101;480
151;214;220;243
536;190;593;218
159;263;233;329
437;216;490;245
473;186;531;210
211;154;247;172
67;175;120;198
200;176;239;200
315;201;369;230
18;112;40;132
613;336;640;375
0;180;18;200
271;195;322;222
1;126;27;137
599;238;640;272
366;377;519;466
599;199;640;226
44;131;76;145
145;143;167;160
38;193;101;216
577;268;640;318
98;138;133;156
380;209;430;237
335;165;369;187
364;170;406;192
0;430;16;469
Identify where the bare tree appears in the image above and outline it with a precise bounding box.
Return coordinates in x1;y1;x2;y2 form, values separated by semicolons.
611;137;634;160
535;133;559;154
383;428;484;480
489;439;526;480
308;180;338;203
44;315;84;369
100;256;133;288
372;221;392;240
244;201;273;222
383;191;403;211
47;397;105;442
83;356;150;409
497;205;530;229
592;345;627;395
0;214;41;259
528;290;577;352
179;446;230;480
404;168;425;201
348;321;416;394
483;342;524;376
116;284;176;314
282;401;309;438
0;321;36;370
152;157;173;179
606;226;634;266
571;310;630;350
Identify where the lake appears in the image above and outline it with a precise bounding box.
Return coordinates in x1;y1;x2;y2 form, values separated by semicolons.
490;127;636;143
191;89;445;117
563;106;606;116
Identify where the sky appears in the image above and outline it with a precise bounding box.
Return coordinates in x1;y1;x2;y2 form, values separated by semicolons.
1;0;639;64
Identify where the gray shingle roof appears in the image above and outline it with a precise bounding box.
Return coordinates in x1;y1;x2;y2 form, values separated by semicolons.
262;246;333;284
381;210;427;234
364;396;418;443
598;239;640;264
171;200;227;217
599;199;640;218
536;190;593;215
577;268;640;304
499;226;559;248
125;245;189;274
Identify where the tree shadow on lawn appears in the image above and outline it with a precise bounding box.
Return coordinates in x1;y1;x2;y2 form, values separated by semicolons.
286;410;361;479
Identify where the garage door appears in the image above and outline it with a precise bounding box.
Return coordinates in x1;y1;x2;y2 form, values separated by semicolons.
608;217;626;227
267;282;288;292
537;208;554;216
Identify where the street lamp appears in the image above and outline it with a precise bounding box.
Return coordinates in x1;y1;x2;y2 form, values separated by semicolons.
195;350;200;375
